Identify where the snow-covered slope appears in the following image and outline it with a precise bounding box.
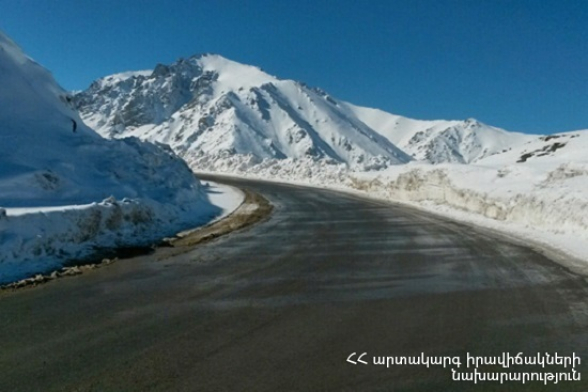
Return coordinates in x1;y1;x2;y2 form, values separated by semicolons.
343;103;535;163
478;131;587;166
74;54;411;170
0;31;225;283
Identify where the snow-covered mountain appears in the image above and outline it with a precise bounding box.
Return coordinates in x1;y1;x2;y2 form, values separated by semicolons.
74;54;411;170
74;54;535;168
342;104;535;164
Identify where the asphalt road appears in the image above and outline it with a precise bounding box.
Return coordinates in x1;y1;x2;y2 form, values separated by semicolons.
1;177;587;391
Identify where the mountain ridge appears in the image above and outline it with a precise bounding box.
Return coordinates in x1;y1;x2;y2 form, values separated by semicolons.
74;54;534;167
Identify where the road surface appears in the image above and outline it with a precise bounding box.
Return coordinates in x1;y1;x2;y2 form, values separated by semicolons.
1;177;587;391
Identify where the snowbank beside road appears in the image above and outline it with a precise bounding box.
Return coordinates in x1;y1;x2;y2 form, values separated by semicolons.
0;31;243;284
0;184;243;284
348;163;588;274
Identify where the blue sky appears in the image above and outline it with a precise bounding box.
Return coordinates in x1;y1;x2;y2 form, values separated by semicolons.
2;0;586;134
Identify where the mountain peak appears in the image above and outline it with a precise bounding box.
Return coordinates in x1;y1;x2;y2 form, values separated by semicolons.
74;54;411;169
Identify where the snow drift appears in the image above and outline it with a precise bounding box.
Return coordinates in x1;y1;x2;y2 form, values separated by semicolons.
0;31;223;284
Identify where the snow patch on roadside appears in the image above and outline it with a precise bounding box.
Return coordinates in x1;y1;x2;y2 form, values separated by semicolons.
199;181;245;221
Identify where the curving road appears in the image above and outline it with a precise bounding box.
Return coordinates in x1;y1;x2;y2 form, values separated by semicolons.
1;176;587;391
